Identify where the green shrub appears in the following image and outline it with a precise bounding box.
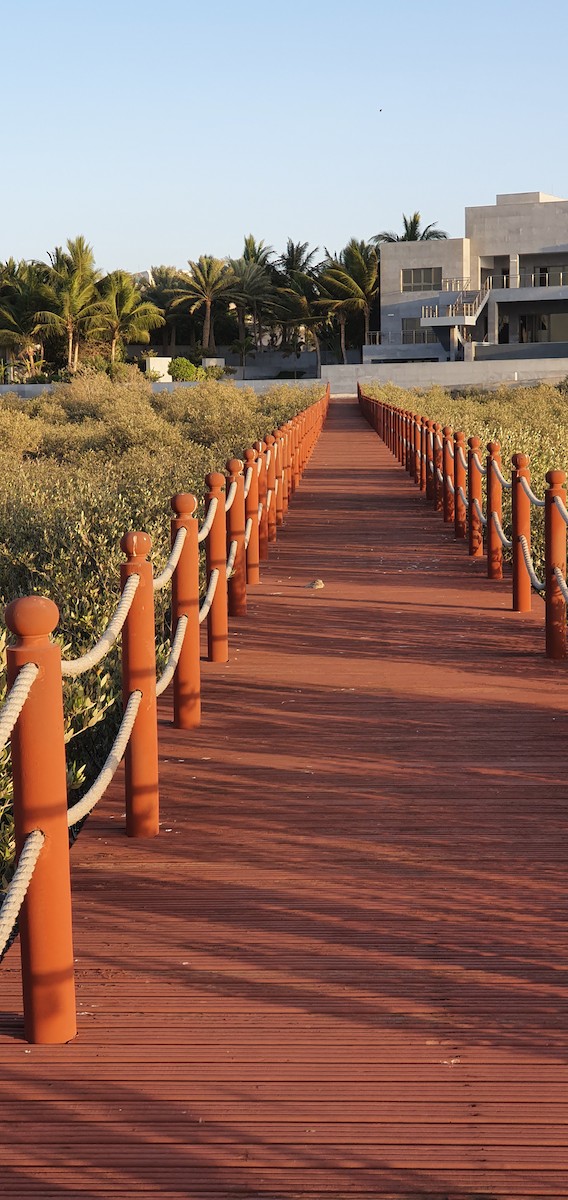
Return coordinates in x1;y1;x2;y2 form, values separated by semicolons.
168;357;203;381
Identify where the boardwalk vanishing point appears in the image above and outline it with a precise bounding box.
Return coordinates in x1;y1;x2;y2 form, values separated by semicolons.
2;393;568;1197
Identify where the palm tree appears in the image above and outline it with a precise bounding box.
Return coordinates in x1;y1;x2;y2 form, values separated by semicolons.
276;240;321;283
172;257;235;354
0;260;51;378
275;270;329;376
242;235;273;267
37;236;101;370
373;212;448;243
96;271;165;362
320;240;379;354
142;266;187;352
229;258;274;349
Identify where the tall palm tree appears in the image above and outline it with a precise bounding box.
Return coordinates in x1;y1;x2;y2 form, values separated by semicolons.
275;270;329;377
229;258;274;348
276;240;321;282
172;257;235;354
373;212;448;243
143;266;187;352
0;260;51;378
37;236;101;370
96;271;165;362
242;235;273;267
320;240;379;353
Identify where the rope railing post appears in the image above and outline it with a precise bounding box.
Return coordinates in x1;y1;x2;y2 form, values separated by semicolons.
512;453;532;613
291;419;301;492
405;413;413;474
255;440;269;561
486;442;503;580
120;532;159;837
467;436;484;557
397;409;404;464
283;424;292;512
273;429;285;526
6;595;76;1044
545;469;567;659
170;493;201;729
204;473;229;661
225;458;247;618
244;447;260;585
419;417;427;492
433;423;443;512
265;434;277;542
442;426;454;524
413;415;420;485
454;432;467;539
425;421;435;504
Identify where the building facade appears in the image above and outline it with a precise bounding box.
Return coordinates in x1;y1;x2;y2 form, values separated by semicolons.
365;193;568;364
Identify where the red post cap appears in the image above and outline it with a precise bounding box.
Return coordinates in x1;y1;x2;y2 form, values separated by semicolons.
120;531;152;560
171;493;198;517
5;595;59;639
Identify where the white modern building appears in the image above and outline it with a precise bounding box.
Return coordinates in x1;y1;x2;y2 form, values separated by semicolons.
365;192;568;365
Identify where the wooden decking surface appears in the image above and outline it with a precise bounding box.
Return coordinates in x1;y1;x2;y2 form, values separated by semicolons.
2;395;568;1198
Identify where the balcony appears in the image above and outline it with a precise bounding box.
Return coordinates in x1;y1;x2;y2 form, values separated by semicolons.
367;330;440;346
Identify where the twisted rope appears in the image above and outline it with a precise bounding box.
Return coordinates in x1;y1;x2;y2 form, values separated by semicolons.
519;535;545;591
471;453;487;477
446;441;455;459
258;501;264;520
61;575;140;678
199;570;219;623
518;476;545;507
256;457;263;475
153;527;187;591
0;663;39;752
243;466;253;499
225;481;238;513
436;467;444;483
491;511;512;549
491;460;512;489
446;475;455;495
472;497;487;527
553;494;568;525
457;445;468;470
226;539;238;576
198;496;218;543
457;485;468;506
244;517;253;550
266;489;273;511
156;617;189;698
553;566;568;603
0;829;45;957
66;690;142;827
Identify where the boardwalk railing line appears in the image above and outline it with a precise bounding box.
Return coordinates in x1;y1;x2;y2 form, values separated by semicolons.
358;384;567;663
0;384;330;1045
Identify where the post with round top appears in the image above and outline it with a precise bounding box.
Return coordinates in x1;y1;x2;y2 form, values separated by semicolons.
467;436;484;557
397;409;403;463
204;473;229;660
273;429;285;526
413;415;420;485
405;412;412;473
454;432;467;539
225;458;247;617
486;442;503;580
425;420;434;504
6;595;76;1045
120;531;159;837
545;469;567;659
511;453;532;612
283;422;293;508
171;494;201;729
442;427;454;523
255;440;269;561
244;448;260;585
419;417;427;492
265;434;278;542
433;423;443;512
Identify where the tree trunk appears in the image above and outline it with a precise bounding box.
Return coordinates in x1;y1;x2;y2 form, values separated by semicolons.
238;305;245;342
73;340;79;372
67;328;74;371
364;306;370;347
111;337;117;363
202;299;211;353
313;330;321;378
339;314;347;365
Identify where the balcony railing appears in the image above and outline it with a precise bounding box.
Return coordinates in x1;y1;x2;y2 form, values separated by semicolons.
368;330;440;346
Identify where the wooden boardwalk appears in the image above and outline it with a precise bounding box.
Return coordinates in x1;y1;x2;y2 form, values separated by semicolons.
3;395;568;1198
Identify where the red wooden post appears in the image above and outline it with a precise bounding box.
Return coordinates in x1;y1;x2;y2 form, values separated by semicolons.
419;417;427;492
467;436;484;557
291;420;301;492
255;440;269;560
225;458;247;618
6;596;76;1045
171;494;201;729
545;469;567;659
413;415;420;484
273;429;285;526
120;532;159;838
486;442;503;580
283;423;293;508
265;434;278;542
244;447;260;585
433;423;443;512
442;427;454;523
454;432;467;539
512;453;532;613
425;420;434;504
405;413;412;473
204;472;229;661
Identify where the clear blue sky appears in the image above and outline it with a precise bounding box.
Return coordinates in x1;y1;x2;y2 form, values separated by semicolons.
3;0;568;271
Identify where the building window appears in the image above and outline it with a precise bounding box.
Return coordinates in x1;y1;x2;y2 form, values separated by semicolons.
401;318;438;345
401;267;443;293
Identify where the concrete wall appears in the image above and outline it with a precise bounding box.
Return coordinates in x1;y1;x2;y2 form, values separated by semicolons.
379;238;470;346
324;358;568;394
466;193;568;264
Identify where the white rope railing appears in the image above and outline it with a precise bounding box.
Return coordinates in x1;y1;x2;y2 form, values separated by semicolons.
199;570;219;623
61;575;140;678
0;829;45;956
265;448;271;469
446;441;455;459
243;467;253;499
553;494;568;525
519;535;545;592
457;445;468;470
198;496;218;543
224;481;238;513
457;485;468;506
436;467;444;483
274;478;279;496
244;517;253;550
0;663;39;752
471;453;487;477
266;489;273;510
153;527;187;591
258;501;264;520
518;476;545;508
435;433;443;450
428;459;434;474
491;460;512;489
256;457;262;475
472;497;487;527
446;476;455;495
553;566;568;603
226;540;238;576
66;690;142;827
155;616;189;698
491;511;512;549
